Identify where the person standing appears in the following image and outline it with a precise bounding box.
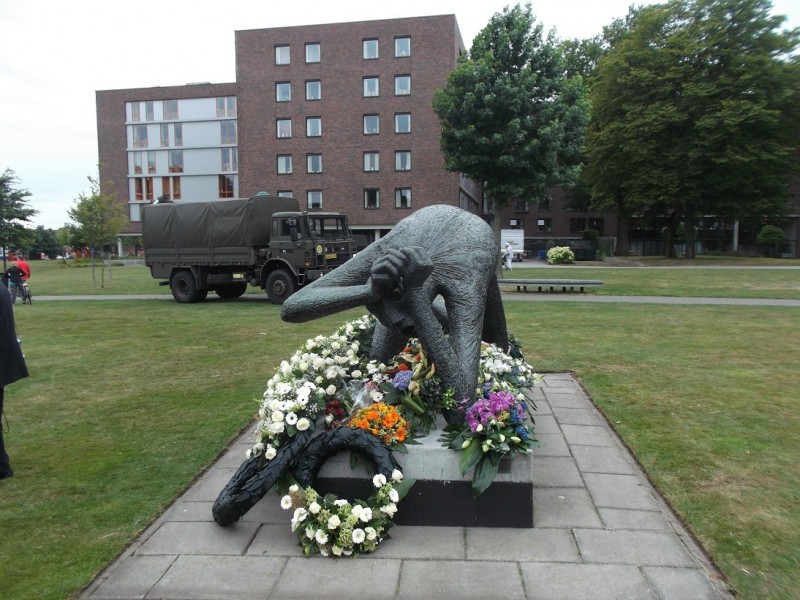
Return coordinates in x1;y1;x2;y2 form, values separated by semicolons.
0;282;29;479
6;262;25;303
503;242;513;271
16;255;31;281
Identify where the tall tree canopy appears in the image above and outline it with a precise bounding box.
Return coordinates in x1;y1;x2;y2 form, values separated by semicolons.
433;3;590;213
0;169;37;270
586;0;800;257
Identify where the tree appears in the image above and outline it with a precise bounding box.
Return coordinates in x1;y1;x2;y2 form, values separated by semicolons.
32;226;60;259
433;3;590;222
67;175;127;287
586;0;800;257
0;169;37;272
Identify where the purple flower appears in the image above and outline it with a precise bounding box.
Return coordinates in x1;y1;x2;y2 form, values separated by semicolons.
392;370;413;391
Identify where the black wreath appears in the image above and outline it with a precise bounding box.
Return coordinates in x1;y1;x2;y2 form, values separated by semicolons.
212;427;401;527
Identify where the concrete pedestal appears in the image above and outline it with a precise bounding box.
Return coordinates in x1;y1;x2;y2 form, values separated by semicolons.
316;418;534;528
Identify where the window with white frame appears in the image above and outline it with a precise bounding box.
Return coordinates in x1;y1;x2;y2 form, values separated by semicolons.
160;123;169;147
395;113;411;133
277;119;292;138
216;96;236;117
277;190;293;197
364;189;380;209
306;117;321;137
363;39;378;59
145;101;154;121
276;82;291;102
147;151;156;174
168;150;183;173
130;102;141;122
395;150;411;171
275;45;290;65
307;154;322;173
395;75;411;95
363;152;379;172
221;148;238;172
163;100;179;120
395;37;411;57
133;152;142;174
277;155;293;174
363;77;379;97
305;42;320;63
306;80;321;100
363;115;379;135
133;124;148;148
307;190;322;209
174;123;183;146
221;120;237;144
395;188;412;208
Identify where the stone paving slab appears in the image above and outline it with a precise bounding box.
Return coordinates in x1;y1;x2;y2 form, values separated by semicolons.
79;373;735;600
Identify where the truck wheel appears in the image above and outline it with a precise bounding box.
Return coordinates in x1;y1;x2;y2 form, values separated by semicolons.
215;282;248;299
171;271;206;303
265;270;296;304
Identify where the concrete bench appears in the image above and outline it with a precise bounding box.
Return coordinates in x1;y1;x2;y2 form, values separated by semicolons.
497;278;604;293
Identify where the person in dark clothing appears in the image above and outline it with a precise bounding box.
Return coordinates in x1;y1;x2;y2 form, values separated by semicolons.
6;263;25;304
1;282;29;479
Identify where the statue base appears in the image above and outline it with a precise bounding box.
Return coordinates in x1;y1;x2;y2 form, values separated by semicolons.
315;417;534;528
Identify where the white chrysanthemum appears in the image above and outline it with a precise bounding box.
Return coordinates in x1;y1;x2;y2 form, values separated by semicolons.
351;528;366;544
280;495;293;510
285;412;298;426
315;529;328;545
296;418;311;431
359;507;372;522
372;474;387;487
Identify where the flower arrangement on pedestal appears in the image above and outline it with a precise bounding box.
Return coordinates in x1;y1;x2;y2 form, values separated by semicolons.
246;314;540;557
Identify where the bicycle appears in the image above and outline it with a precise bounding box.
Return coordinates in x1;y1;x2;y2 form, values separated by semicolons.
10;282;32;305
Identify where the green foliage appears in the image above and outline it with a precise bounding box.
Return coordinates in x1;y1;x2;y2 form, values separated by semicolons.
0;169;37;262
586;0;800;257
433;3;590;210
546;246;575;264
581;228;600;241
757;224;787;256
67;175;127;251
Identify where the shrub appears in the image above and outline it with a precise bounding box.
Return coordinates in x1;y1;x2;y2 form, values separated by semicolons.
757;225;786;257
546;246;575;264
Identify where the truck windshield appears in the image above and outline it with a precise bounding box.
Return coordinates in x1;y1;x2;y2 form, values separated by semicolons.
308;216;350;239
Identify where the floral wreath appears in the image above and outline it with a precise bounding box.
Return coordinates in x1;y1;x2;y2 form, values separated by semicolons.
281;470;407;557
227;314;540;556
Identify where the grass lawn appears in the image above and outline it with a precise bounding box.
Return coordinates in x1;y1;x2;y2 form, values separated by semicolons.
1;259;798;599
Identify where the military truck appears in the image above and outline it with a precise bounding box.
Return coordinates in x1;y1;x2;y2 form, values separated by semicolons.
142;193;356;304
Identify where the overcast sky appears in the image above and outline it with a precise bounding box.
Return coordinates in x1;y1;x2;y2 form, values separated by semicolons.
1;0;797;230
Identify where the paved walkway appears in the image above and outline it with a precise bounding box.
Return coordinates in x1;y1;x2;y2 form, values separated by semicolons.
80;374;733;600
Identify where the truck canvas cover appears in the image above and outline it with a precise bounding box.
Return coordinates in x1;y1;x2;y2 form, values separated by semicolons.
143;195;300;251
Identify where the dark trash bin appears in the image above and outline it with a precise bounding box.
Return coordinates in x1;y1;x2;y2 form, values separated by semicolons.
538;249;546;260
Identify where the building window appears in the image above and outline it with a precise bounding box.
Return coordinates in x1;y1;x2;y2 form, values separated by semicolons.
307;154;322;173
276;82;291;102
395;75;411;95
363;152;379;172
133;125;148;148
219;175;235;198
363;77;379;97
163;100;178;120
130;102;140;122
515;198;529;213
168;150;183;173
170;176;182;200
363;115;379;135
134;178;143;201
395;151;411;171
161;177;171;200
363;39;378;59
136;177;154;201
221;120;237;144
277;155;293;174
307;190;322;209
570;218;586;233
275;45;290;65
537;218;552;232
395;188;411;208
538;197;552;210
305;42;320;63
145;101;154;121
395;113;411;133
174;123;183;147
306;117;321;137
221;148;238;172
395;37;411;57
133;152;142;174
588;218;605;234
160;123;169;147
216;96;236;117
364;189;380;209
277;119;292;138
306;80;321;100
277;190;293;197
147;151;156;174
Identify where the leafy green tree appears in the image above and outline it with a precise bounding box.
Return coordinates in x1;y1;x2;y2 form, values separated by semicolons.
68;175;127;287
433;3;590;224
756;224;787;257
32;226;60;259
586;0;800;257
0;169;37;272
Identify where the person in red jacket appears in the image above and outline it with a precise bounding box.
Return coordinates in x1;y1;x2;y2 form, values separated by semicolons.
16;255;31;281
